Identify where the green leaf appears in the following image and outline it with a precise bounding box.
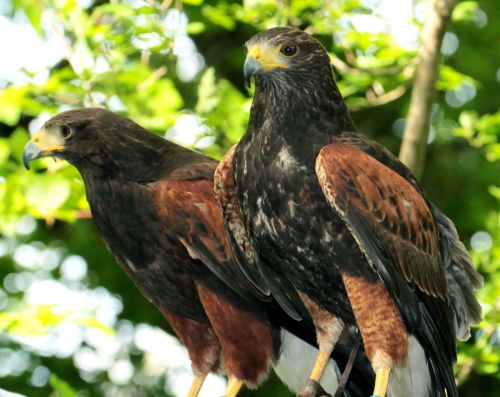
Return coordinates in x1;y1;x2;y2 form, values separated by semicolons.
196;68;219;114
72;316;115;336
0;138;11;165
187;21;206;34
11;0;45;32
9;128;30;164
452;1;480;23
202;5;235;30
0;305;61;336
50;374;78;397
0;86;28;126
437;66;477;91
25;174;71;217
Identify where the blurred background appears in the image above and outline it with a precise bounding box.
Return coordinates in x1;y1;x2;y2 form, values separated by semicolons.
0;0;498;396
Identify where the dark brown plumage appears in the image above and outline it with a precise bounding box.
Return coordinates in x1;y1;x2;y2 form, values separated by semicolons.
216;27;482;397
23;107;375;397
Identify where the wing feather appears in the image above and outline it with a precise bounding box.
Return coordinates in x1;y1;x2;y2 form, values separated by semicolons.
215;146;308;321
315;143;448;299
152;165;266;302
337;133;482;338
214;146;271;296
316;143;459;396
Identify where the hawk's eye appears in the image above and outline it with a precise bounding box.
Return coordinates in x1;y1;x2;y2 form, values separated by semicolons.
280;44;297;57
60;125;73;140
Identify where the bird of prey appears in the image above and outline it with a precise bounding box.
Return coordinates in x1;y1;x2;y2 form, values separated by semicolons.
22;108;375;397
215;27;482;397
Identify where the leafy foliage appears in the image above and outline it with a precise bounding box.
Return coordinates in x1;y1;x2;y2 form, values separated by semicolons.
0;304;114;337
49;374;78;397
0;0;498;396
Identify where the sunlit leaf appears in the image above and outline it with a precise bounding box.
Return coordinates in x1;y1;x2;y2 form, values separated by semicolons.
25;174;71;217
202;5;235;30
437;65;477;91
0;86;28;126
72;316;115;336
452;1;481;23
50;374;78;397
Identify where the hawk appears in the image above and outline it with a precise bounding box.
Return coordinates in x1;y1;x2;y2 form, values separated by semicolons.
215;27;482;397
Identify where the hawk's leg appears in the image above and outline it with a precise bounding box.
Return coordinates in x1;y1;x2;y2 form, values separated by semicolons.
196;283;276;397
372;368;391;397
161;308;221;397
297;293;343;397
224;378;244;397
299;379;332;397
187;375;207;397
342;274;408;397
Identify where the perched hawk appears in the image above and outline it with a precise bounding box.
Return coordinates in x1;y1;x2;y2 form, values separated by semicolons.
215;28;482;397
23;108;374;397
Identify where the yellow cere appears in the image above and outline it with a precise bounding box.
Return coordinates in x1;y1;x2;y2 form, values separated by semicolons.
247;45;287;70
31;129;65;152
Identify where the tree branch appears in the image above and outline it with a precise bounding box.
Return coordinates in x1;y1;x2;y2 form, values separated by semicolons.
365;82;410;107
398;0;458;178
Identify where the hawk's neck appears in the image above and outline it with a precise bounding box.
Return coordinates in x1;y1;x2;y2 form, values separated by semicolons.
247;79;353;150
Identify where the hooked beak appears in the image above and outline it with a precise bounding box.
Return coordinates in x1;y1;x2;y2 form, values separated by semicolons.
23;141;43;170
22;129;65;170
243;56;262;88
243;45;287;87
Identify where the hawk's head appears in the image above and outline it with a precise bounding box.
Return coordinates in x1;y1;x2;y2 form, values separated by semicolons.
243;27;333;89
23;108;115;170
23;108;175;182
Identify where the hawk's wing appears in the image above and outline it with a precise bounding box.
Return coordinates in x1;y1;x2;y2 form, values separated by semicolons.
315;142;457;396
215;146;309;321
316;143;447;299
432;205;483;340
153;161;266;302
336;133;482;339
214;146;270;295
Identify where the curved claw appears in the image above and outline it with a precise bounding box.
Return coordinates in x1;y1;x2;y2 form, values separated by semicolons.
297;379;332;397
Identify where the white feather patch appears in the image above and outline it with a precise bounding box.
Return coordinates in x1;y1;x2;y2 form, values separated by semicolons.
388;335;432;397
273;329;340;394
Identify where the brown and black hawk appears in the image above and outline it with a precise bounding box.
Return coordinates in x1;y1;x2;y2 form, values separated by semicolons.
215;28;482;397
23;108;375;397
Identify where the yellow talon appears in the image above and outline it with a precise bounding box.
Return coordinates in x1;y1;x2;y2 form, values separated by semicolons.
373;367;391;397
224;377;244;397
186;374;206;397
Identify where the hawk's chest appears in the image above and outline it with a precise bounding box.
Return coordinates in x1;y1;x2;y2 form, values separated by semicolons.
85;178;160;268
235;142;321;242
